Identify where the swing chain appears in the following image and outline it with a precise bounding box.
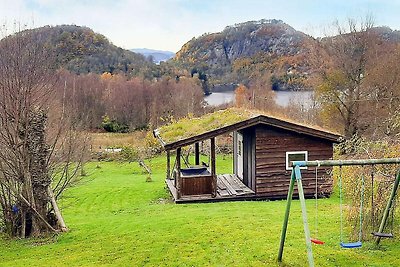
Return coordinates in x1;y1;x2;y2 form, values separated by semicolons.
371;165;375;229
359;166;365;242
315;164;319;238
339;165;343;243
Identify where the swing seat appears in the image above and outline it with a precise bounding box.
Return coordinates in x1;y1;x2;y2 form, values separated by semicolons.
371;232;394;238
340;241;362;248
311;238;325;245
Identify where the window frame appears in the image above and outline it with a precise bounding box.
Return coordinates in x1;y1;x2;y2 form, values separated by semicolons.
285;151;308;170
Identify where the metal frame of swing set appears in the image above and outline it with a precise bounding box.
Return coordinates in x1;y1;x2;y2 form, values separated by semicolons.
277;158;400;267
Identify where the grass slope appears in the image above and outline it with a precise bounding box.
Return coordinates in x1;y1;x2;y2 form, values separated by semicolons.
1;155;399;266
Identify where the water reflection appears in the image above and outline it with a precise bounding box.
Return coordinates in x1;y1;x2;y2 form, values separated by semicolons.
204;90;314;108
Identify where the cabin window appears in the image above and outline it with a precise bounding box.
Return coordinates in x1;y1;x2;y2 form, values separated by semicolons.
286;151;308;170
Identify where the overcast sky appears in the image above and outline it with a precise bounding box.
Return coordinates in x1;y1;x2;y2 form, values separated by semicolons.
2;0;400;52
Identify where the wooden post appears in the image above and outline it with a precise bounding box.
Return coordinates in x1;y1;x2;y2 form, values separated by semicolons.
211;138;216;197
176;148;181;199
195;143;200;166
375;169;400;245
278;169;296;262
166;150;171;179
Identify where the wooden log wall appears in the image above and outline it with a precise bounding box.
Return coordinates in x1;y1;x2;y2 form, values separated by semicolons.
255;125;333;199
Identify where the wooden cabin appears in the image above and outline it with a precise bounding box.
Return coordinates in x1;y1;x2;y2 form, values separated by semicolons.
154;109;342;203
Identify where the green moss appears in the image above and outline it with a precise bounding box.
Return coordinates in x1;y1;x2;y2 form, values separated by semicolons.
158;108;256;144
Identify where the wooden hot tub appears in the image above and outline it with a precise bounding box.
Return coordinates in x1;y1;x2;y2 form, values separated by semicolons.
180;167;212;195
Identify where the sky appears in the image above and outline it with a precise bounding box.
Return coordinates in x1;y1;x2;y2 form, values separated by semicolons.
1;0;400;52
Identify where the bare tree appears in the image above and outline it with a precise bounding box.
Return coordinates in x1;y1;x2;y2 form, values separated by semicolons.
365;43;400;137
0;29;88;237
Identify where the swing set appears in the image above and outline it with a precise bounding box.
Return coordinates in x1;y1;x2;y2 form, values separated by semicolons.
277;158;400;267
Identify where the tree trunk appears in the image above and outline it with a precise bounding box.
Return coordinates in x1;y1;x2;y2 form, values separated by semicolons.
20;211;26;238
28;110;53;236
48;187;68;232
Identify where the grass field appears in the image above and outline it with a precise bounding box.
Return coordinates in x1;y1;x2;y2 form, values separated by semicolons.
1;155;399;266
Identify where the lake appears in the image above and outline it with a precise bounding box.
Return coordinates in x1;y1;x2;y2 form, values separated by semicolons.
205;90;314;108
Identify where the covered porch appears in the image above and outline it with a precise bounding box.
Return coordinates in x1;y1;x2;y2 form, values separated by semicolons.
162;136;254;203
166;173;255;203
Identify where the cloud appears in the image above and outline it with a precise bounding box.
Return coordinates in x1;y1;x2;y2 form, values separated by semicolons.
1;0;400;51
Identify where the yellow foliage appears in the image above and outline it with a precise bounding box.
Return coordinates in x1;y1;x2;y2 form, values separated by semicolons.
235;84;249;108
101;72;113;80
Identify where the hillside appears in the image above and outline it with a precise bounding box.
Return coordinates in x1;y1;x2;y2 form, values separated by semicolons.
19;25;155;75
173;19;316;90
173;19;400;92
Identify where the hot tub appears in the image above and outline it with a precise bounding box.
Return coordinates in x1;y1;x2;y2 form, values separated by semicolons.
179;167;213;195
180;166;210;176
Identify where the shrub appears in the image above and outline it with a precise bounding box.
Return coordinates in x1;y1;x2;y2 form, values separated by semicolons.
334;138;400;240
120;146;139;162
101;115;129;133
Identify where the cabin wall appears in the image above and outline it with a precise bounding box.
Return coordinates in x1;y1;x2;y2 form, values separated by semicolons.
255;125;333;199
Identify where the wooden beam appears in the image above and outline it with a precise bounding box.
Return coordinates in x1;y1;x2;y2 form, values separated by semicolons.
292;158;400;167
166;150;171;179
176;148;181;199
152;129;166;146
195;143;200;165
211;138;216;198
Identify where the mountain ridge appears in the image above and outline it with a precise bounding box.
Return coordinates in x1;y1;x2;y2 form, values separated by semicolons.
131;48;175;64
173;19;400;91
173;19;315;90
10;25;155;76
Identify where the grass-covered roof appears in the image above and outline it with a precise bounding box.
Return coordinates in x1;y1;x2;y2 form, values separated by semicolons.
155;108;342;149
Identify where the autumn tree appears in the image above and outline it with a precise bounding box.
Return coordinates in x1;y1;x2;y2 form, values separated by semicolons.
315;17;377;137
235;84;250;108
149;76;204;127
364;43;400;137
248;73;277;111
58;70;107;129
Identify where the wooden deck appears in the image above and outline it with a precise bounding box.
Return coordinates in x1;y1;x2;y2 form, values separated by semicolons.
166;174;255;203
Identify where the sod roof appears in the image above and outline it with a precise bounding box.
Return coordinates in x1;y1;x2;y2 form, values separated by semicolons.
154;108;342;150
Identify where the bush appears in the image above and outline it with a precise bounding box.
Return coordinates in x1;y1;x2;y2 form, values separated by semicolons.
101;115;129;133
120;146;139;162
145;132;162;156
334;138;400;240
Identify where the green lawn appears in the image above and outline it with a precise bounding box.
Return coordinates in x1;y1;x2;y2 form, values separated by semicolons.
1;155;399;266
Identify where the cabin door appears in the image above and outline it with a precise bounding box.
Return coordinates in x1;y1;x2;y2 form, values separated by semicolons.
237;133;244;180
